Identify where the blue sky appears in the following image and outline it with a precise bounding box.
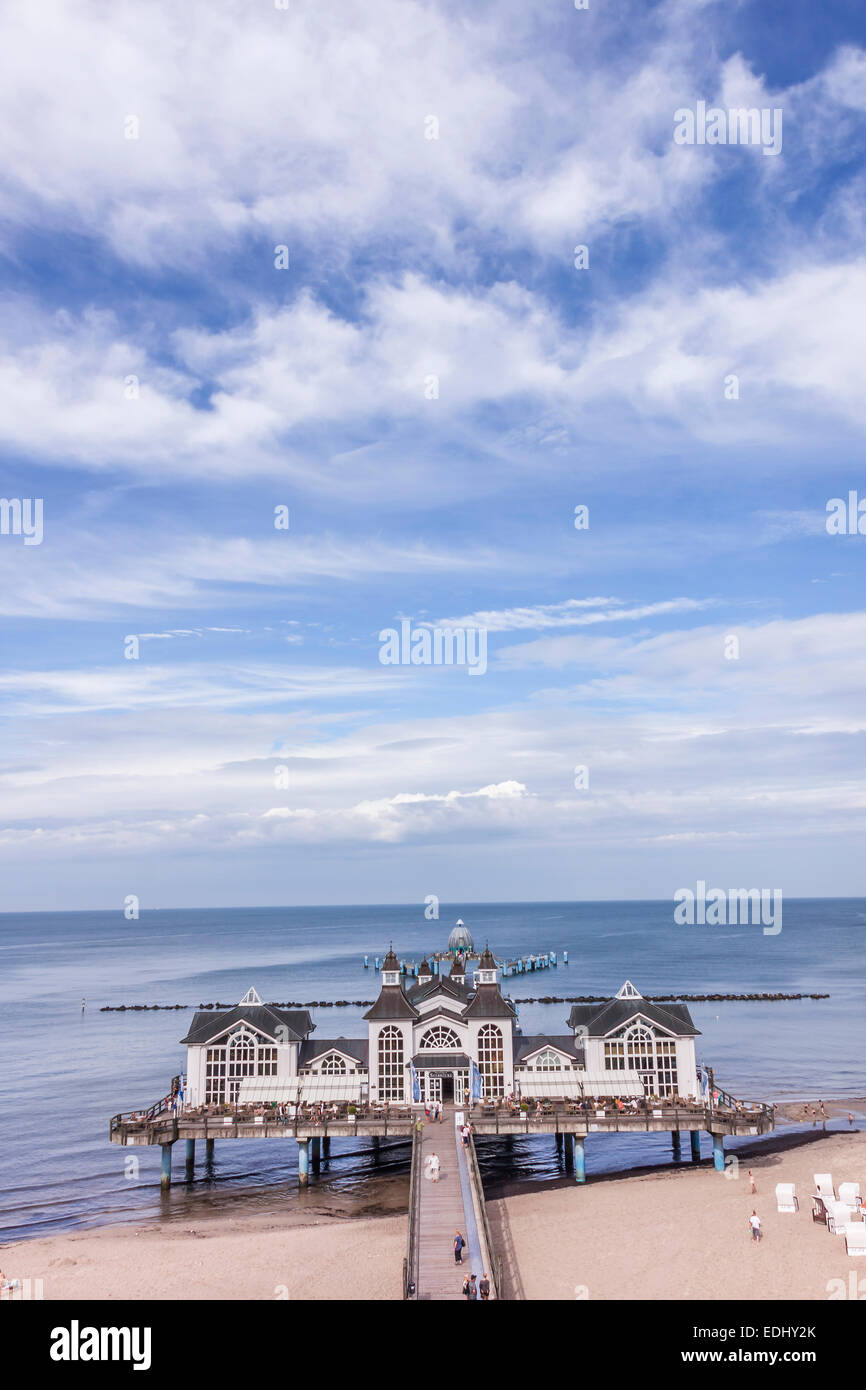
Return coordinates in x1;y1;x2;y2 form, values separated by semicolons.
1;0;865;910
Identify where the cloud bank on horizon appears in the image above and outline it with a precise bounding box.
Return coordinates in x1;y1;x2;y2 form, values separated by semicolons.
1;0;865;908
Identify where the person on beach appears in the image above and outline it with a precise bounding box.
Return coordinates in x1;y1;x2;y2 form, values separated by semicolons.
749;1170;757;1193
749;1210;762;1242
454;1230;465;1263
849;1112;855;1127
479;1272;490;1300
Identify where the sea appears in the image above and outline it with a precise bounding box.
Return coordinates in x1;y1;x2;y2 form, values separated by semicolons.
2;899;864;1242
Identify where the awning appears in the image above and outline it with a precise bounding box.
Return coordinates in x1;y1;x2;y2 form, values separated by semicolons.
412;1053;471;1069
582;1073;645;1097
515;1071;645;1099
237;1080;300;1103
299;1074;364;1103
515;1074;584;1098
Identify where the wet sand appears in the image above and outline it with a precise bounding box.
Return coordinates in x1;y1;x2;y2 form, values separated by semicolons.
488;1130;866;1301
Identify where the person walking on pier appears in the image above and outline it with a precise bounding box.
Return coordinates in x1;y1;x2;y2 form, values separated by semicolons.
462;1274;473;1299
479;1272;490;1301
424;1152;440;1183
454;1230;465;1264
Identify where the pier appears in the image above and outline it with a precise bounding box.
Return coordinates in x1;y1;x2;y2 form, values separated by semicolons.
109;1087;773;1186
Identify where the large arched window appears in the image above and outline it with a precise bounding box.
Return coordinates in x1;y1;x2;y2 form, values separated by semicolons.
533;1049;563;1071
626;1025;654;1077
477;1024;504;1097
205;1027;276;1103
320;1053;348;1073
418;1026;461;1051
378;1026;404;1101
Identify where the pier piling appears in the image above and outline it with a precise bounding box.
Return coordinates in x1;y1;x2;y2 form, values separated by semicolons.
712;1134;725;1172
690;1131;701;1162
298;1139;310;1187
184;1139;195;1177
160;1142;173;1188
671;1130;682;1161
205;1138;214;1163
574;1136;586;1184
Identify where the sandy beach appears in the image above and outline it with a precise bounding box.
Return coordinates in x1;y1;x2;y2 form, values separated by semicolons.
489;1129;866;1301
0;1207;405;1301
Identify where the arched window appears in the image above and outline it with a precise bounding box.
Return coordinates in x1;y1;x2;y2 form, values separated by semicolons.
320;1053;348;1073
626;1025;654;1077
206;1028;277;1103
418;1026;461;1051
477;1024;504;1097
533;1049;563;1071
378;1026;404;1101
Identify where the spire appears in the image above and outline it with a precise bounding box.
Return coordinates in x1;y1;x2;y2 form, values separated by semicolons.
238;986;263;1006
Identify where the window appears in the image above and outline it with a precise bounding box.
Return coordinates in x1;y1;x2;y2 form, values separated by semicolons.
205;1027;278;1102
604;1041;626;1071
378;1026;404;1101
626;1025;655;1077
205;1048;226;1104
533;1049;564;1071
320;1053;348;1073
418;1026;461;1051
656;1040;678;1097
477;1024;504;1097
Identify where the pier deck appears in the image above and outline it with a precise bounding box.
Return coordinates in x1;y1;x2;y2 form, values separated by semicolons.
110;1100;774;1149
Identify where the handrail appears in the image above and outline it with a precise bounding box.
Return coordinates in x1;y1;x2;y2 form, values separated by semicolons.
404;1125;422;1299
466;1134;503;1299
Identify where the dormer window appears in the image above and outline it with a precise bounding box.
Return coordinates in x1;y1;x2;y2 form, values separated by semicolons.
382;970;400;987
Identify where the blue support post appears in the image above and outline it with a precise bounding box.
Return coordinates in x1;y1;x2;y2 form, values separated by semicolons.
671;1130;682;1160
160;1143;173;1188
298;1139;310;1187
690;1130;701;1162
563;951;568;964
712;1133;725;1172
574;1136;586;1184
184;1139;195;1175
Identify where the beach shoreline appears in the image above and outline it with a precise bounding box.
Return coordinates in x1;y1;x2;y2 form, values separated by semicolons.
3;1104;864;1301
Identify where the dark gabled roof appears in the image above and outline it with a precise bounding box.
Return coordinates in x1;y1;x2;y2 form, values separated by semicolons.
514;1034;584;1064
382;947;400;971
406;975;469;1006
478;945;497;970
566;998;699;1037
415;1006;467;1027
363;987;419;1022
463;985;516;1019
180;1005;315;1046
417;958;432;976
412;1052;471;1069
299;1037;369;1066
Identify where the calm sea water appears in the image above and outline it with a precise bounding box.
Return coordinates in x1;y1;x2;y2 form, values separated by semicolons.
2;900;864;1241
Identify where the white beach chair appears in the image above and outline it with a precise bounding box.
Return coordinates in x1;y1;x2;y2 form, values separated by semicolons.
814;1173;835;1199
839;1182;861;1207
845;1225;866;1256
825;1200;855;1235
775;1182;798;1213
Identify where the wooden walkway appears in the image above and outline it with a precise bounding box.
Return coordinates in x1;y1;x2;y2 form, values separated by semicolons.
416;1109;483;1300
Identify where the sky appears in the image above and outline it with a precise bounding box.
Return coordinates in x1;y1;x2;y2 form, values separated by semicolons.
1;0;865;911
